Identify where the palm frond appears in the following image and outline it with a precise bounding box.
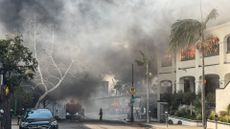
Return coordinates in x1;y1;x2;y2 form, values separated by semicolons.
139;50;147;61
135;59;144;66
139;50;145;58
170;19;202;51
139;50;148;62
204;9;218;25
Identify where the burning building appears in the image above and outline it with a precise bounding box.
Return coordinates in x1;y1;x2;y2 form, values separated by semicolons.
156;22;230;125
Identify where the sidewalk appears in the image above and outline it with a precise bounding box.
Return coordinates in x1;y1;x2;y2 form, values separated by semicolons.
148;123;209;129
11;118;18;129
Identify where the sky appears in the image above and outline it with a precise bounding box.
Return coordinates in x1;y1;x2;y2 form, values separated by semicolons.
0;0;230;102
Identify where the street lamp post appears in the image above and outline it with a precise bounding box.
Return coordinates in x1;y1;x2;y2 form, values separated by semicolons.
0;61;3;129
135;51;151;123
146;63;150;123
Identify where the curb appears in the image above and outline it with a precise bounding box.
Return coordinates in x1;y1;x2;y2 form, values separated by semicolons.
125;122;153;128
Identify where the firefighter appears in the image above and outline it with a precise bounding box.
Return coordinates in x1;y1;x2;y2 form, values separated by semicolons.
99;108;103;121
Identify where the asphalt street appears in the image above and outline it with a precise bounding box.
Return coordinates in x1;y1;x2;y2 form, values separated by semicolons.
12;120;151;129
11;119;207;129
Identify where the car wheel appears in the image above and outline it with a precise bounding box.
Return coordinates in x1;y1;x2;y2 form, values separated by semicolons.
177;120;182;125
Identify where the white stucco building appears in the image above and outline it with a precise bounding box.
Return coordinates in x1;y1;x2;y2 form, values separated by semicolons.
157;22;230;120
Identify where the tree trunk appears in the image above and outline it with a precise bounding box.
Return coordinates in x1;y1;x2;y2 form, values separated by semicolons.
2;96;12;129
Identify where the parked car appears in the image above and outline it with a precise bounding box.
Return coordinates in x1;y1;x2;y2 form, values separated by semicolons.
19;109;58;129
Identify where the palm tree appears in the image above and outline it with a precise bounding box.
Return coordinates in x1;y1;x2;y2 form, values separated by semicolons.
114;81;123;95
169;9;218;129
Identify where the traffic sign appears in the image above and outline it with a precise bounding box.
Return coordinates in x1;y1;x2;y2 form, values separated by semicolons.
129;87;136;95
5;85;9;96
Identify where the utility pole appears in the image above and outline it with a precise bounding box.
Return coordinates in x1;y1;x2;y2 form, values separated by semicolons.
199;0;206;128
130;64;134;122
146;63;150;123
201;33;206;129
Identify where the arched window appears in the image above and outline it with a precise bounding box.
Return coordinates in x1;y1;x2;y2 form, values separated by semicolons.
227;36;230;53
160;80;172;94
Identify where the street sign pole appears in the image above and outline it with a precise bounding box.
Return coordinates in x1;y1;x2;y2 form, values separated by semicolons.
0;74;3;95
0;62;3;96
130;64;134;122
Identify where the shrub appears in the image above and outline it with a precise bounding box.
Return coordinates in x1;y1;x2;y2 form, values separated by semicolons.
222;116;229;123
209;110;215;120
218;114;230;123
216;104;230;123
228;116;230;123
196;113;202;120
219;111;228;117
175;108;188;117
182;92;196;105
227;104;230;114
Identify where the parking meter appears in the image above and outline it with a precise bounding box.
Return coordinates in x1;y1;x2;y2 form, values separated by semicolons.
215;114;218;129
165;111;168;128
0;109;4;129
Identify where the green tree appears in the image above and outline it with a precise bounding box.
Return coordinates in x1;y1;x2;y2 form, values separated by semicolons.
114;81;123;95
0;35;37;129
169;9;218;128
13;86;34;114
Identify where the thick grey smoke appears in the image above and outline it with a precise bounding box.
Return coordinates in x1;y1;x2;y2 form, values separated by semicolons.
0;0;230;101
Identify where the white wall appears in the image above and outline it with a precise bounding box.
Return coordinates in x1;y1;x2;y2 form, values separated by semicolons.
216;83;230;113
207;121;230;129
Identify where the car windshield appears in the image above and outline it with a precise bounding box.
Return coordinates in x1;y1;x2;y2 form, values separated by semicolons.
25;110;53;119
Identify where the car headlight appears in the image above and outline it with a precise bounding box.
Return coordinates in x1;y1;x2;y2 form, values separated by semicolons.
21;122;29;127
51;120;57;126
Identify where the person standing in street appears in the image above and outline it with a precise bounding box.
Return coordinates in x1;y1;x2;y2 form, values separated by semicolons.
99;108;103;121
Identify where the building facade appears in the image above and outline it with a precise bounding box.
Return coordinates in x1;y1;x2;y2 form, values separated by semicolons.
157;22;230;120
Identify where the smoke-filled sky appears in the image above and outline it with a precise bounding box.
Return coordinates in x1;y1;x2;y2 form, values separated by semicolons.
0;0;230;100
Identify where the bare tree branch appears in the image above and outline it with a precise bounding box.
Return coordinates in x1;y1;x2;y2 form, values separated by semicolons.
49;55;63;78
35;60;73;108
33;20;48;92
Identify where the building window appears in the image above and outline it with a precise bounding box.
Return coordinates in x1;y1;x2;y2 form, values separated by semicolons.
180;46;195;61
197;35;219;57
184;79;191;93
161;54;172;67
204;36;219;57
227;36;230;53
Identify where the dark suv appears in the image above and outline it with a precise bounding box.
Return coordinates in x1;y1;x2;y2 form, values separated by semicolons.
19;109;58;129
